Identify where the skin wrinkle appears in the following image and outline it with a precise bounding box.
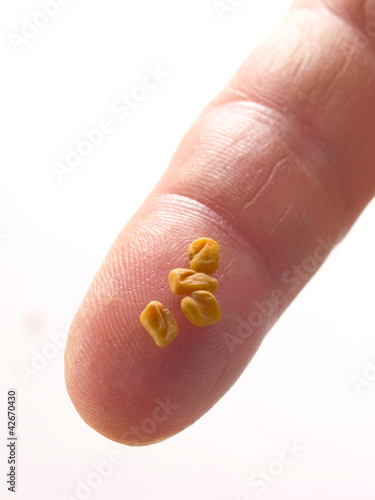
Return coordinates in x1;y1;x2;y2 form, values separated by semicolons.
198;98;344;225
225;96;347;226
166;109;275;207
310;0;374;31
220;19;307;106
322;64;375;138
268;201;296;236
276;21;307;82
335;71;375;129
242;156;293;213
224;85;252;103
214;128;254;181
177;112;258;191
225;22;371;197
321;51;352;102
257;10;375;198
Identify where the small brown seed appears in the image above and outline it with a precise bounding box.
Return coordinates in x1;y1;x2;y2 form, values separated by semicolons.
140;301;178;347
181;291;221;327
168;268;219;295
188;238;219;274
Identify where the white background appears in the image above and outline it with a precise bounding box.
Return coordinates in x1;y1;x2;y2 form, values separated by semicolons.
1;0;375;499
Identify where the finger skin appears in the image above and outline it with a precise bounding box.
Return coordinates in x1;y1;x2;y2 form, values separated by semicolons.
65;0;375;446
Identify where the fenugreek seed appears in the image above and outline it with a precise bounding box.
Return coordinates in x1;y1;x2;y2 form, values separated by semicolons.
140;301;178;347
181;291;221;327
168;268;219;295
188;238;219;274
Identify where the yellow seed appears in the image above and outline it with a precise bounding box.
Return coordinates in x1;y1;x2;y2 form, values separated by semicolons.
140;301;178;347
181;291;221;327
168;268;219;295
188;238;219;274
